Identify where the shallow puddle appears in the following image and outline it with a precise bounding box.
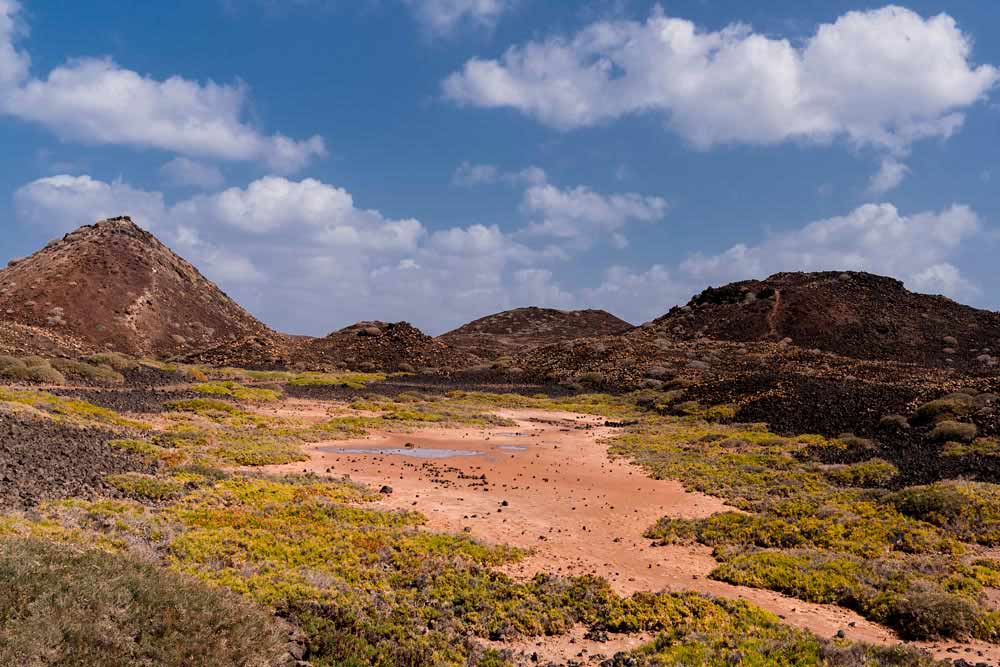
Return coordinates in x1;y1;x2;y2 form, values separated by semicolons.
321;446;483;459
497;444;529;451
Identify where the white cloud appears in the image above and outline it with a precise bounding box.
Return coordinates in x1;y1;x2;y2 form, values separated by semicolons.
452;161;547;186
909;263;980;297
579;203;987;323
580;264;687;324
12;173;545;334
160;158;226;190
444;6;997;154
0;1;325;172
0;0;26;87
14;174;167;231
679;202;982;298
868;158;910;194
404;0;516;36
14;172;986;334
521;183;667;247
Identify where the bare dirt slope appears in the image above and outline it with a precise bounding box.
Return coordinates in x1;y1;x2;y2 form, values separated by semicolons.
0;217;273;357
440;307;633;359
651;271;1000;367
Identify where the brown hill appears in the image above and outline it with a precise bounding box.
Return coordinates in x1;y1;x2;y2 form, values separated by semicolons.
0;217;273;357
0;320;96;358
439;307;633;359
649;271;1000;367
294;321;480;372
173;333;297;369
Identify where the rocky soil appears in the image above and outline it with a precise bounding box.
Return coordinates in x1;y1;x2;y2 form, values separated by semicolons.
0;320;97;357
651;271;1000;368
0;411;157;508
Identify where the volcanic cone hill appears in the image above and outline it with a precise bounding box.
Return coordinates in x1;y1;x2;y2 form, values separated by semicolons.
649;271;1000;367
439;306;634;359
0;320;96;357
0;217;273;357
293;321;481;372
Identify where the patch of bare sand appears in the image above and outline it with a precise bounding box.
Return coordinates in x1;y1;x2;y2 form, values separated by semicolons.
264;406;1000;665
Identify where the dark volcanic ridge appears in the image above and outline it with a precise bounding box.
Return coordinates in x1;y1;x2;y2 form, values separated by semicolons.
293;321;481;373
650;271;1000;368
439;306;633;359
0;217;273;358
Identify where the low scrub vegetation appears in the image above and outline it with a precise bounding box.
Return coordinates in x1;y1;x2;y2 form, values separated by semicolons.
0;537;288;667
0;355;129;385
611;405;1000;641
0;387;149;429
888;481;1000;546
193;380;282;402
5;472;941;667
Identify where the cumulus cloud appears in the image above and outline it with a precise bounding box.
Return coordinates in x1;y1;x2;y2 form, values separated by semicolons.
444;5;997;153
12;173;547;334
678;203;980;288
521;183;667;248
0;1;325;172
14;171;985;333
14;175;167;231
452;161;546;186
868;158;910;194
579;203;986;323
0;0;26;87
160;158;226;190
404;0;516;36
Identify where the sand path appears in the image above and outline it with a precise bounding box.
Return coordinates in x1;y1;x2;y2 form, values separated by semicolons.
263;406;1000;665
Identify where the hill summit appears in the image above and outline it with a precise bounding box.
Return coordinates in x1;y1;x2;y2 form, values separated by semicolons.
440;306;633;359
651;271;1000;366
0;217;272;357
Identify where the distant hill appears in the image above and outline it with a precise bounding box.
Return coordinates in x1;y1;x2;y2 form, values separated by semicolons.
293;321;481;372
649;271;1000;366
0;217;273;357
440;307;633;359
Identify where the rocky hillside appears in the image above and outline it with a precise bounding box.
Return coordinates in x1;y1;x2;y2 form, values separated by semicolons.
440;307;633;359
294;321;481;372
0;217;273;357
650;271;1000;367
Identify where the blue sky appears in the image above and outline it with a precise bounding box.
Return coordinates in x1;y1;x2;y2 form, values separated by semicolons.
0;1;997;335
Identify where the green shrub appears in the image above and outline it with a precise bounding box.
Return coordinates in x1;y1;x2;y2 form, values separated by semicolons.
705;404;737;423
825;459;898;487
50;358;124;384
0;361;66;385
0;538;287;667
913;395;975;424
879;414;909;431
578;371;606;385
105;473;186;501
0;355;22;371
85;352;138;370
888;481;1000;546
107;438;164;460
930;420;978;442
165;398;242;415
192;381;282;402
711;549;984;640
889;583;979;640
